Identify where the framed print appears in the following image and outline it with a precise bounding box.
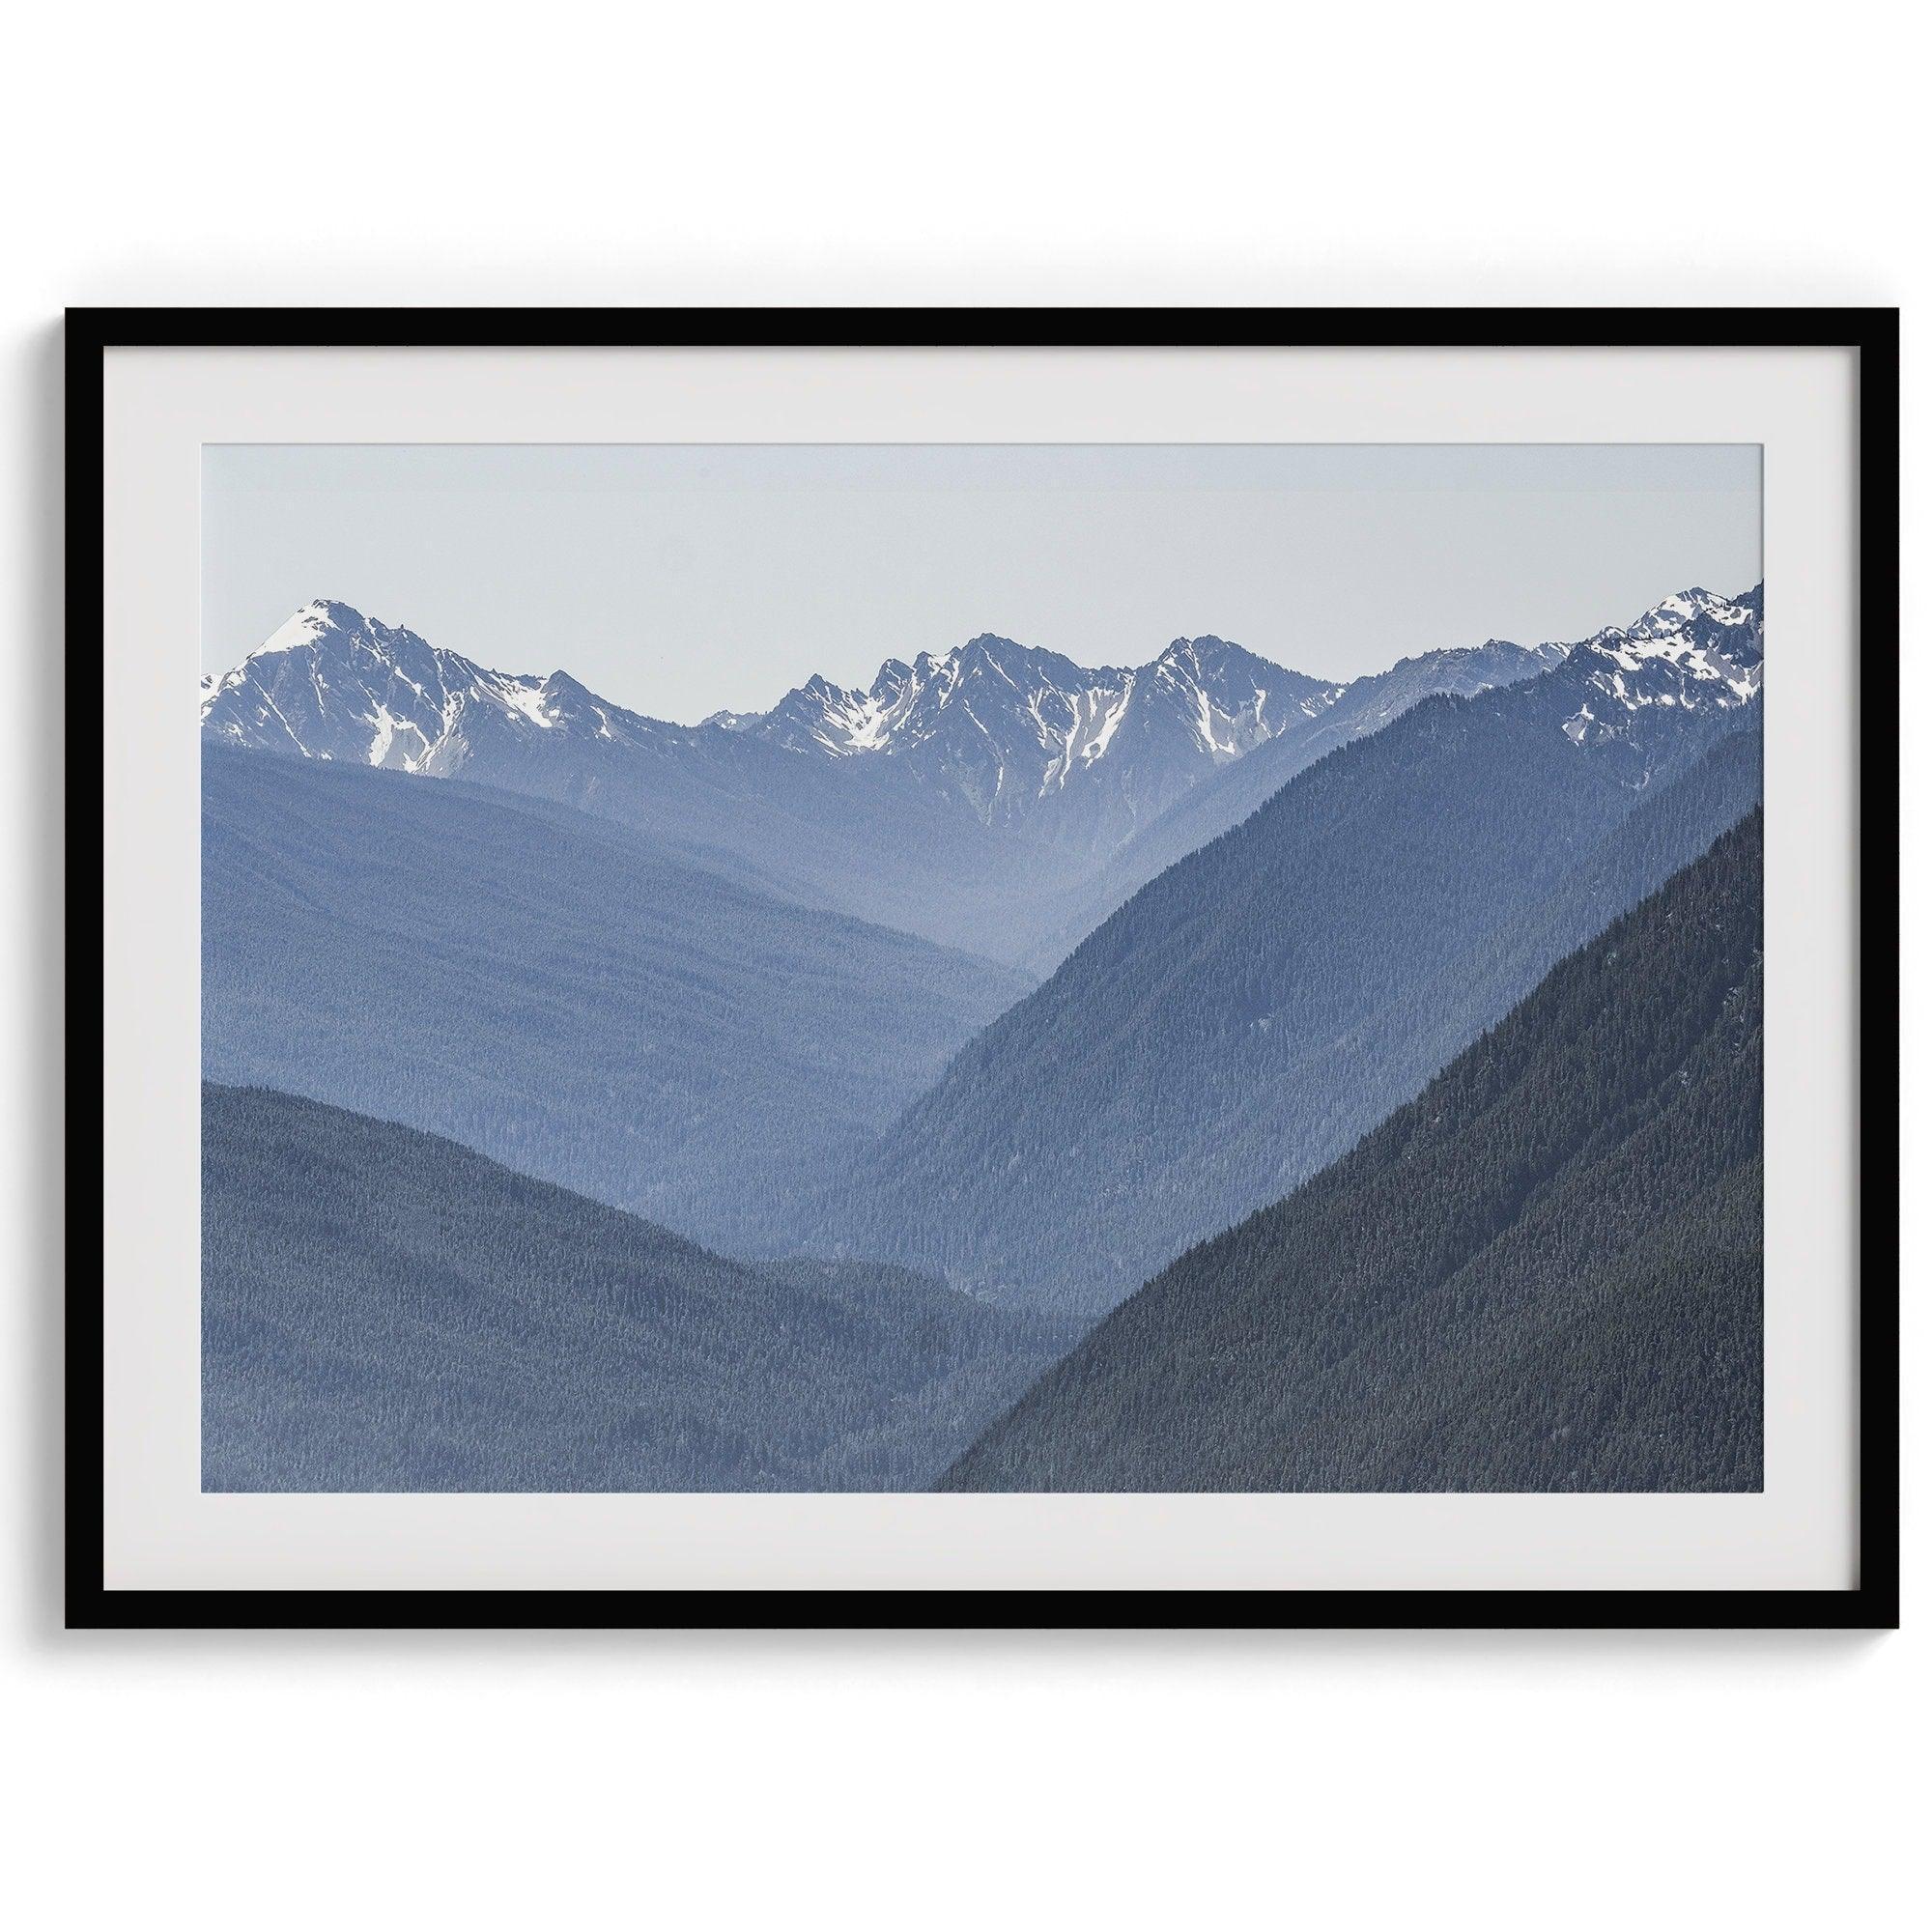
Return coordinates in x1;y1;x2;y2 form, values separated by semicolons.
72;307;1898;1629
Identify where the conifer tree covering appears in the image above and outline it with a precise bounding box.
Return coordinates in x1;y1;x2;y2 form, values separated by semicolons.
942;814;1764;1493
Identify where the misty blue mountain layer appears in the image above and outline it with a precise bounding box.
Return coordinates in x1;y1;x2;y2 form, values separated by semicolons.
202;745;1028;1240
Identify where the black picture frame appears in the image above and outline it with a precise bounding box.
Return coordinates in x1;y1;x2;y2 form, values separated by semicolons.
68;306;1900;1633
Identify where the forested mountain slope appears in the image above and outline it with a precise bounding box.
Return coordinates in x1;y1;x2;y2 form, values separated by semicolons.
942;814;1764;1493
1352;725;1762;1099
201;746;1029;1244
781;646;1759;1315
204;1085;1064;1492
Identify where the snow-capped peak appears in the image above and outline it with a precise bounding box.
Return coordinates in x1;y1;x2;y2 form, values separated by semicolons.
199;599;665;771
1554;583;1763;747
756;633;1284;766
1626;586;1755;637
252;599;340;657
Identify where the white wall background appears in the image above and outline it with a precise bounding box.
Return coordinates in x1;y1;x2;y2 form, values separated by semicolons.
3;5;1918;1927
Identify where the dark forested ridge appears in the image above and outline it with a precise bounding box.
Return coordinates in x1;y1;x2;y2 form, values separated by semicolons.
201;746;1029;1246
774;664;1759;1316
942;814;1764;1493
204;1085;1065;1492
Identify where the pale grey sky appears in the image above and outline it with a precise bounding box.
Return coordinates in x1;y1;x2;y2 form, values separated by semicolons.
203;444;1762;723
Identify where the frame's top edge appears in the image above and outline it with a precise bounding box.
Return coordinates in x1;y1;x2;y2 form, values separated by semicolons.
63;304;1901;355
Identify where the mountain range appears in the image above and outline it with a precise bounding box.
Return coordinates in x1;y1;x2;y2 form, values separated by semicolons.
944;813;1764;1492
201;599;1567;963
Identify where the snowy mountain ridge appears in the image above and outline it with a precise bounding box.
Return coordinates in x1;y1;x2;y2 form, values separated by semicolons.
198;583;1763;890
198;605;1340;843
743;630;1340;826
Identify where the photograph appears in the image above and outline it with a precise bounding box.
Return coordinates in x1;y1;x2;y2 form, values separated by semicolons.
196;440;1768;1498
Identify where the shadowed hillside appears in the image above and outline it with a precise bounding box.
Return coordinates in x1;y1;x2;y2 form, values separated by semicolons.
204;1085;1066;1492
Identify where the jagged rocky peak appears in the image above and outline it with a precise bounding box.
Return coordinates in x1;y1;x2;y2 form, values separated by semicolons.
1156;632;1246;668
1625;585;1759;638
252;598;439;669
756;631;1286;762
252;597;339;652
724;628;1327;839
953;631;1028;662
1582;584;1763;656
1154;634;1302;688
1555;584;1764;747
